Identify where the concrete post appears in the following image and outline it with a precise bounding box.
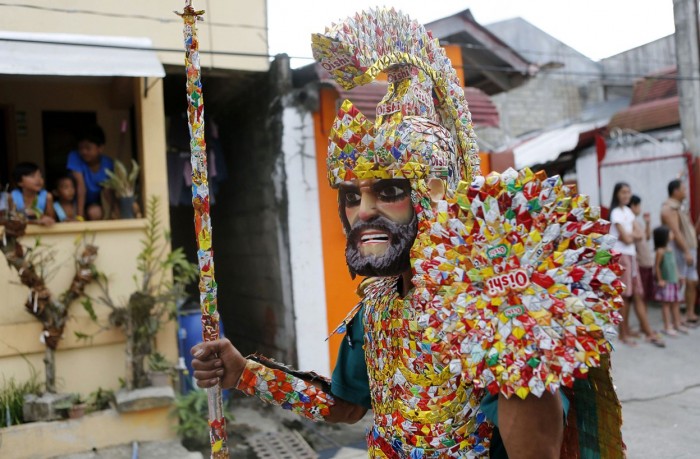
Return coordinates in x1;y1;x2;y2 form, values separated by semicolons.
673;0;700;156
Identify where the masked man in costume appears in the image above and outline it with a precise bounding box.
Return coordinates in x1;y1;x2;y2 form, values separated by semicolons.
192;9;625;458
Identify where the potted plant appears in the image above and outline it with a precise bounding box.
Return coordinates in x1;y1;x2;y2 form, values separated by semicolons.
101;159;140;219
147;352;173;387
69;395;87;419
51;393;85;419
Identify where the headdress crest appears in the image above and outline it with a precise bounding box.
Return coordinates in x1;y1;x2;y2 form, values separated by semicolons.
312;8;479;190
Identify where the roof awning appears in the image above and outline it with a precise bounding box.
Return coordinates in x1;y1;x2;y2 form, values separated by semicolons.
0;31;165;78
512;120;606;169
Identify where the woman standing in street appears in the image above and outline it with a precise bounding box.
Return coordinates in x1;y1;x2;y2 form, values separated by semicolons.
610;183;665;347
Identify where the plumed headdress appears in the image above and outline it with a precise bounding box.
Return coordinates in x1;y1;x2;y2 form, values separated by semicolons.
312;8;479;191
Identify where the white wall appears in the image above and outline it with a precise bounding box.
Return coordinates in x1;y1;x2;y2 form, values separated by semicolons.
600;129;688;232
575;147;600;207
0;0;268;71
282;106;331;375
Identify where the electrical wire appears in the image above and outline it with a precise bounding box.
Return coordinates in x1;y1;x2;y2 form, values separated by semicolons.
2;35;697;82
0;1;266;30
0;1;679;67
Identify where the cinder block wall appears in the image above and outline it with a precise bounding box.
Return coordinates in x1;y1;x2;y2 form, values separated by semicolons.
492;71;585;138
211;57;297;364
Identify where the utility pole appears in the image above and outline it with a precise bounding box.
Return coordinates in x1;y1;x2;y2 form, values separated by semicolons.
673;0;700;157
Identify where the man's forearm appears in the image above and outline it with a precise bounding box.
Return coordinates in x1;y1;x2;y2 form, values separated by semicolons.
236;358;365;423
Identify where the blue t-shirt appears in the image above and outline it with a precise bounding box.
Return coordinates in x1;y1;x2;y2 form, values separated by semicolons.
10;189;48;214
66;150;114;206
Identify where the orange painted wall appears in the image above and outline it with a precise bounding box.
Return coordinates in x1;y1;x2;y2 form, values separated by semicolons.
313;87;361;369
443;44;465;86
479;152;491;175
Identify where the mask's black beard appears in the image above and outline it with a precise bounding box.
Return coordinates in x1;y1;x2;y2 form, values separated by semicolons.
344;214;418;277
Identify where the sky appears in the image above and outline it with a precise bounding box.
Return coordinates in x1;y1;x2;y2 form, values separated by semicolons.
267;0;677;67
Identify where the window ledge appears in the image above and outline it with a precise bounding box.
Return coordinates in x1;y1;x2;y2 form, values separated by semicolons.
24;218;148;236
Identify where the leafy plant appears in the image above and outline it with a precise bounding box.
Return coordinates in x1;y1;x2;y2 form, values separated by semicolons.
101;159;140;198
0;370;42;427
86;387;115;413
52;393;81;411
171;390;235;449
80;196;198;389
148;352;173;373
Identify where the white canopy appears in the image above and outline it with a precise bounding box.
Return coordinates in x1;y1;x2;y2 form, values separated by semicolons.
0;31;165;78
513;120;605;170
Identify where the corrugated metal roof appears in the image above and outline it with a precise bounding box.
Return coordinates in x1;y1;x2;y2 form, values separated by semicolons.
465;87;499;127
608;96;680;132
0;31;164;77
630;67;677;105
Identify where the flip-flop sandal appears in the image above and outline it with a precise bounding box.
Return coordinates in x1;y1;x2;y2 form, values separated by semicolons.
646;336;666;348
663;328;678;337
620;337;638;347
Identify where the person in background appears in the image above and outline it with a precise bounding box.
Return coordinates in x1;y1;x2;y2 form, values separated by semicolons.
660;179;699;326
610;182;664;347
629;195;654;303
9;162;55;226
52;172;81;222
66;125;114;220
654;226;687;336
0;186;7;215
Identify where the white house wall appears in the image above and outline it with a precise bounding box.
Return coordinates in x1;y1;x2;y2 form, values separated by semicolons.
282;106;331;375
575;147;600;207
600;129;688;232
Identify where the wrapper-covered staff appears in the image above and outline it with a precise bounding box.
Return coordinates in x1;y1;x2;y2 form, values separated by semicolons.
176;2;228;457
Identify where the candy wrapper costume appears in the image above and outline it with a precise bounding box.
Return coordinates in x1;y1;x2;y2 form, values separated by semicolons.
236;7;625;458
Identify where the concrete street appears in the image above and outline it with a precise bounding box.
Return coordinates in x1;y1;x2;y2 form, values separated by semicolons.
613;303;700;459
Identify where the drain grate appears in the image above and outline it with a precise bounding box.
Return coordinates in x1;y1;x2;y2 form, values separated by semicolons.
247;429;319;459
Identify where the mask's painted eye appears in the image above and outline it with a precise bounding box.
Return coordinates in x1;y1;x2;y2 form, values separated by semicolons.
378;186;407;200
344;191;361;207
374;180;410;202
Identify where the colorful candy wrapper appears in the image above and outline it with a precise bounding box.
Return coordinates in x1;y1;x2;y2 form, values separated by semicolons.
176;2;228;457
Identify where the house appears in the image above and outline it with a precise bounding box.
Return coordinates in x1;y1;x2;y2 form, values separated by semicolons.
0;30;170;395
0;1;269;455
475;18;681;210
484;16;606;145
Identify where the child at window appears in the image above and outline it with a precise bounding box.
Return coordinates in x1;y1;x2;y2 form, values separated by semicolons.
0;187;7;215
654;226;687;336
66;124;114;220
9;162;55;226
52;172;81;222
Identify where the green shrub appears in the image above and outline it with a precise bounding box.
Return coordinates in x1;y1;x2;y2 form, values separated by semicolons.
171;390;235;450
0;371;42;427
